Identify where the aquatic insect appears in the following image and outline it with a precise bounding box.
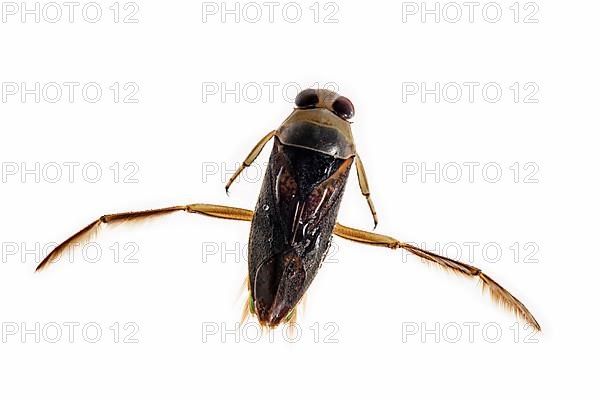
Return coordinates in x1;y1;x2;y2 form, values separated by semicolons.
36;88;541;331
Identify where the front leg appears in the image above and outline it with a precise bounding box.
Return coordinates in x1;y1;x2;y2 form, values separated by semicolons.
354;154;378;229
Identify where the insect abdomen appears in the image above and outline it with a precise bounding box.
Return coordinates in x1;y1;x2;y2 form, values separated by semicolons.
248;137;352;325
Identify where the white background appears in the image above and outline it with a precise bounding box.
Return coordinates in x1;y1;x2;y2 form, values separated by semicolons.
1;1;598;399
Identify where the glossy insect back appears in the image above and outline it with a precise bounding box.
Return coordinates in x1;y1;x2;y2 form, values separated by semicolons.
248;89;357;326
249;138;353;326
34;87;540;332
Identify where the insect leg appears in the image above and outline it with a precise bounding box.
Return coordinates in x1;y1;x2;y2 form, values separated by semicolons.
225;130;276;194
333;223;541;331
354;154;378;229
36;203;254;272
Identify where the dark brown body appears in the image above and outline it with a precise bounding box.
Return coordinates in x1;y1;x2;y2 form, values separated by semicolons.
33;88;541;332
248;117;354;326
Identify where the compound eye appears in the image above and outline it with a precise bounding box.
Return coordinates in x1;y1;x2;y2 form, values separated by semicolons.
332;96;355;120
295;89;319;108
